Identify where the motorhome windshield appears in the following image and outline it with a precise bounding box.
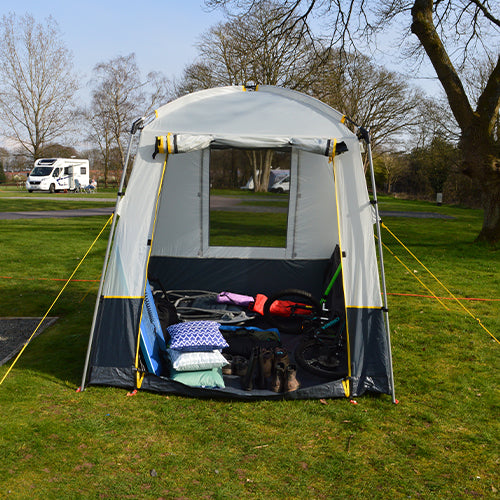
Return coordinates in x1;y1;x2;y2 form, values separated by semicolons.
31;167;54;176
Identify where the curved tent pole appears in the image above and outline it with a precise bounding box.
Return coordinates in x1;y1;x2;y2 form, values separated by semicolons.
79;117;145;392
360;126;397;404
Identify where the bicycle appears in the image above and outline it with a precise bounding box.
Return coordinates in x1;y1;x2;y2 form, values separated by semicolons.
262;262;347;378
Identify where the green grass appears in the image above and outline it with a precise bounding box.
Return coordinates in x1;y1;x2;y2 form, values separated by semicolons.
0;195;498;499
210;211;288;246
0;199;115;212
0;184;117;199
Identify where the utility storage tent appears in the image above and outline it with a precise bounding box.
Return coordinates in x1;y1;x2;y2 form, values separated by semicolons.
81;85;395;401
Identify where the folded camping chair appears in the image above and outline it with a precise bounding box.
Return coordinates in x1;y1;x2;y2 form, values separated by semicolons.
166;290;257;324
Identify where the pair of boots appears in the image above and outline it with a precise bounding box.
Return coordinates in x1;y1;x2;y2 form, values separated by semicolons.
271;362;300;393
226;347;300;393
265;347;300;393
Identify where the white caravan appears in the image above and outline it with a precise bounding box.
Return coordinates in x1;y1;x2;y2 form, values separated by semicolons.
26;158;90;193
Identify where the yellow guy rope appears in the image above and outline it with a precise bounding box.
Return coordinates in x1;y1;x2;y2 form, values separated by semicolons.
0;214;114;387
381;222;499;345
376;236;450;311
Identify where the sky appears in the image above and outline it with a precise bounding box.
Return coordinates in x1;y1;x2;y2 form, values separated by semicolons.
0;0;225;91
1;0;449;153
1;0;446;99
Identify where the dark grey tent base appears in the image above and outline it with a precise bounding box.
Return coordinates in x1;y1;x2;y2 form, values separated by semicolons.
88;366;347;400
88;366;390;400
86;297;392;400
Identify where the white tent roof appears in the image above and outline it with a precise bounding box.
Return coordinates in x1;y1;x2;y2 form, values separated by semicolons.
151;85;347;138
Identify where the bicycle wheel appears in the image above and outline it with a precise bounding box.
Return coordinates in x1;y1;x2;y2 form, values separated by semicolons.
263;288;321;334
295;336;347;378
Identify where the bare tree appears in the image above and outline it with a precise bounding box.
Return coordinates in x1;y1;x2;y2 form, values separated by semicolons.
374;151;409;193
84;94;114;186
409;1;499;242
91;54;145;169
412;96;460;149
207;0;500;244
177;1;324;190
0;13;78;159
311;49;422;152
181;1;320;92
85;54;171;182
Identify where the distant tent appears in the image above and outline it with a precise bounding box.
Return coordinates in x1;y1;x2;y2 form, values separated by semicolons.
81;85;395;401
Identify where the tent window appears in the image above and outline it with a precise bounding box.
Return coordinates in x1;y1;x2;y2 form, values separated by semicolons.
209;147;291;247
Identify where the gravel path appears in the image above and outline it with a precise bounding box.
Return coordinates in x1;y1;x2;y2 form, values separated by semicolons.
0;317;58;366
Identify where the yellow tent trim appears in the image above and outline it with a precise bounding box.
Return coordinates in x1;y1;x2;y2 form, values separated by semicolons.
166;132;174;154
346;305;384;310
328;138;337;164
332;157;351;379
155;135;165;155
103;295;144;300
342;379;350;397
134;153;169;388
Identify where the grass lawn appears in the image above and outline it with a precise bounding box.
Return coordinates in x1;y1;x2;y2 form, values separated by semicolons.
0;184;117;199
0;194;498;499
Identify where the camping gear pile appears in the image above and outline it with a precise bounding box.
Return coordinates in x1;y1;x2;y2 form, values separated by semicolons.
139;280;311;393
81;85;395;401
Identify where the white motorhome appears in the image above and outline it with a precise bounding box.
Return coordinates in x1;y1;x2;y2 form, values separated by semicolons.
269;175;290;193
26;158;90;193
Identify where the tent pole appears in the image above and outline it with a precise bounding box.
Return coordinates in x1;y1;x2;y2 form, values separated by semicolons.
362;127;397;404
79;117;144;392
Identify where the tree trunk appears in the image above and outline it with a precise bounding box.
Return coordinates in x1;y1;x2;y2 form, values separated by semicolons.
478;187;500;243
461;121;500;243
411;0;500;244
249;150;273;192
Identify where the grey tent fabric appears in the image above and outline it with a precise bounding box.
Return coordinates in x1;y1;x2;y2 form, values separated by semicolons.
83;85;394;400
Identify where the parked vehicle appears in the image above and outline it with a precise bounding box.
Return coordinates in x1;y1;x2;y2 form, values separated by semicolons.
240;169;289;191
269;175;290;193
26;158;90;193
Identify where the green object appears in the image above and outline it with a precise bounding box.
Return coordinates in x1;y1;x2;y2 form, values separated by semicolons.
320;262;342;305
169;367;225;388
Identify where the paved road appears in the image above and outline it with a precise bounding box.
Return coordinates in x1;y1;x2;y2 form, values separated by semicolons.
0;207;115;220
3;195;113;202
0;195;455;220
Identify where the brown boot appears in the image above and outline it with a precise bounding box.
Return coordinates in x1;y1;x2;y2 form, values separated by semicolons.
242;347;259;391
222;354;233;375
259;348;274;379
232;356;248;377
273;347;289;371
271;362;285;392
285;364;300;392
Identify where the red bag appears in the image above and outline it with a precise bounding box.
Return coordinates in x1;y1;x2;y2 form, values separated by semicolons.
251;294;315;317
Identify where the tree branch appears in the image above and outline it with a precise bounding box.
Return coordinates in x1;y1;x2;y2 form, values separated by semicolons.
410;0;474;129
468;0;500;28
475;53;500;134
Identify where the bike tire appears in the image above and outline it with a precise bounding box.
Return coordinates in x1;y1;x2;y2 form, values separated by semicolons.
263;288;321;334
295;337;347;378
